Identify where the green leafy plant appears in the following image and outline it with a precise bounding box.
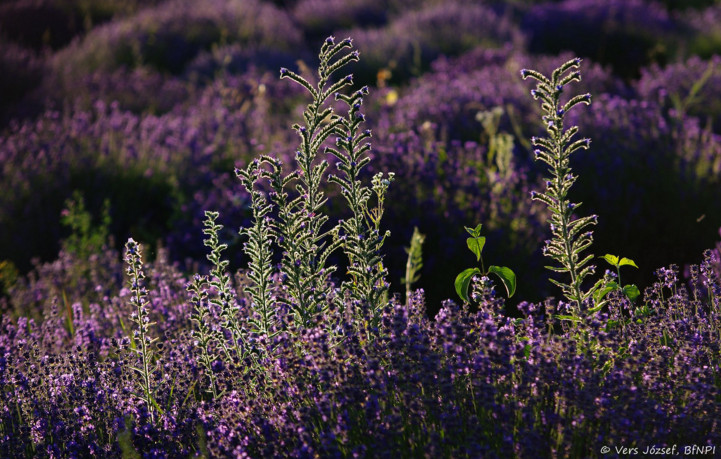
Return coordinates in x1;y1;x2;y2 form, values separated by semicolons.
476;106;514;179
60;190;111;260
455;223;516;303
595;254;641;304
0;259;18;299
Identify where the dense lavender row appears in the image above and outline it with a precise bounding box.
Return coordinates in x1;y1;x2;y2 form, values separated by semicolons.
2;237;720;456
4;0;721;118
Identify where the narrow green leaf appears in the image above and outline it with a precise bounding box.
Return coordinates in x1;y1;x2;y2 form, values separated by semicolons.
148;393;165;415
544;265;570;273
586;302;606;314
489;265;516;298
619;258;638;269
466;236;485;262
660;328;672;347
455;268;481;303
555;314;582;322
623;284;641;302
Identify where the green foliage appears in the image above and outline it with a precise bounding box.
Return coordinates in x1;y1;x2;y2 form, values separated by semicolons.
476;106;515;179
522;59;597;312
402;226;426;304
455;223;516;302
327;64;395;321
60;190;111;260
0;259;18;299
260;38;359;327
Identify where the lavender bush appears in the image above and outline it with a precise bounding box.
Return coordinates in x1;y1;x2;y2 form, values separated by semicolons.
0;0;167;51
522;0;677;78
0;41;45;124
636;54;721;133
343;1;524;85
680;4;721;59
0;68;306;273
50;0;303;76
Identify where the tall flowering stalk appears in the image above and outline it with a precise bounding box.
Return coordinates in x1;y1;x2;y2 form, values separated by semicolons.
521;59;599;313
237;36;393;329
124;238;159;423
202;211;245;361
236;162;277;338
322;56;395;324
268;37;358;326
187;273;222;399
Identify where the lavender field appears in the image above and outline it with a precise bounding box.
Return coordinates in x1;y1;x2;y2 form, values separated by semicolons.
1;0;721;457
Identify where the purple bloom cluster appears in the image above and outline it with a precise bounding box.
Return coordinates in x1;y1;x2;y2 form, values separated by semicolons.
292;0;389;40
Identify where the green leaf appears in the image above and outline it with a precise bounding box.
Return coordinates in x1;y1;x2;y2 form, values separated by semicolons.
634;304;653;318
464;224;482;237
593;281;618;303
618;257;638;269
455;268;481;303
600;254;619;267
622;284;640;302
489;265;516;298
466;236;486;262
